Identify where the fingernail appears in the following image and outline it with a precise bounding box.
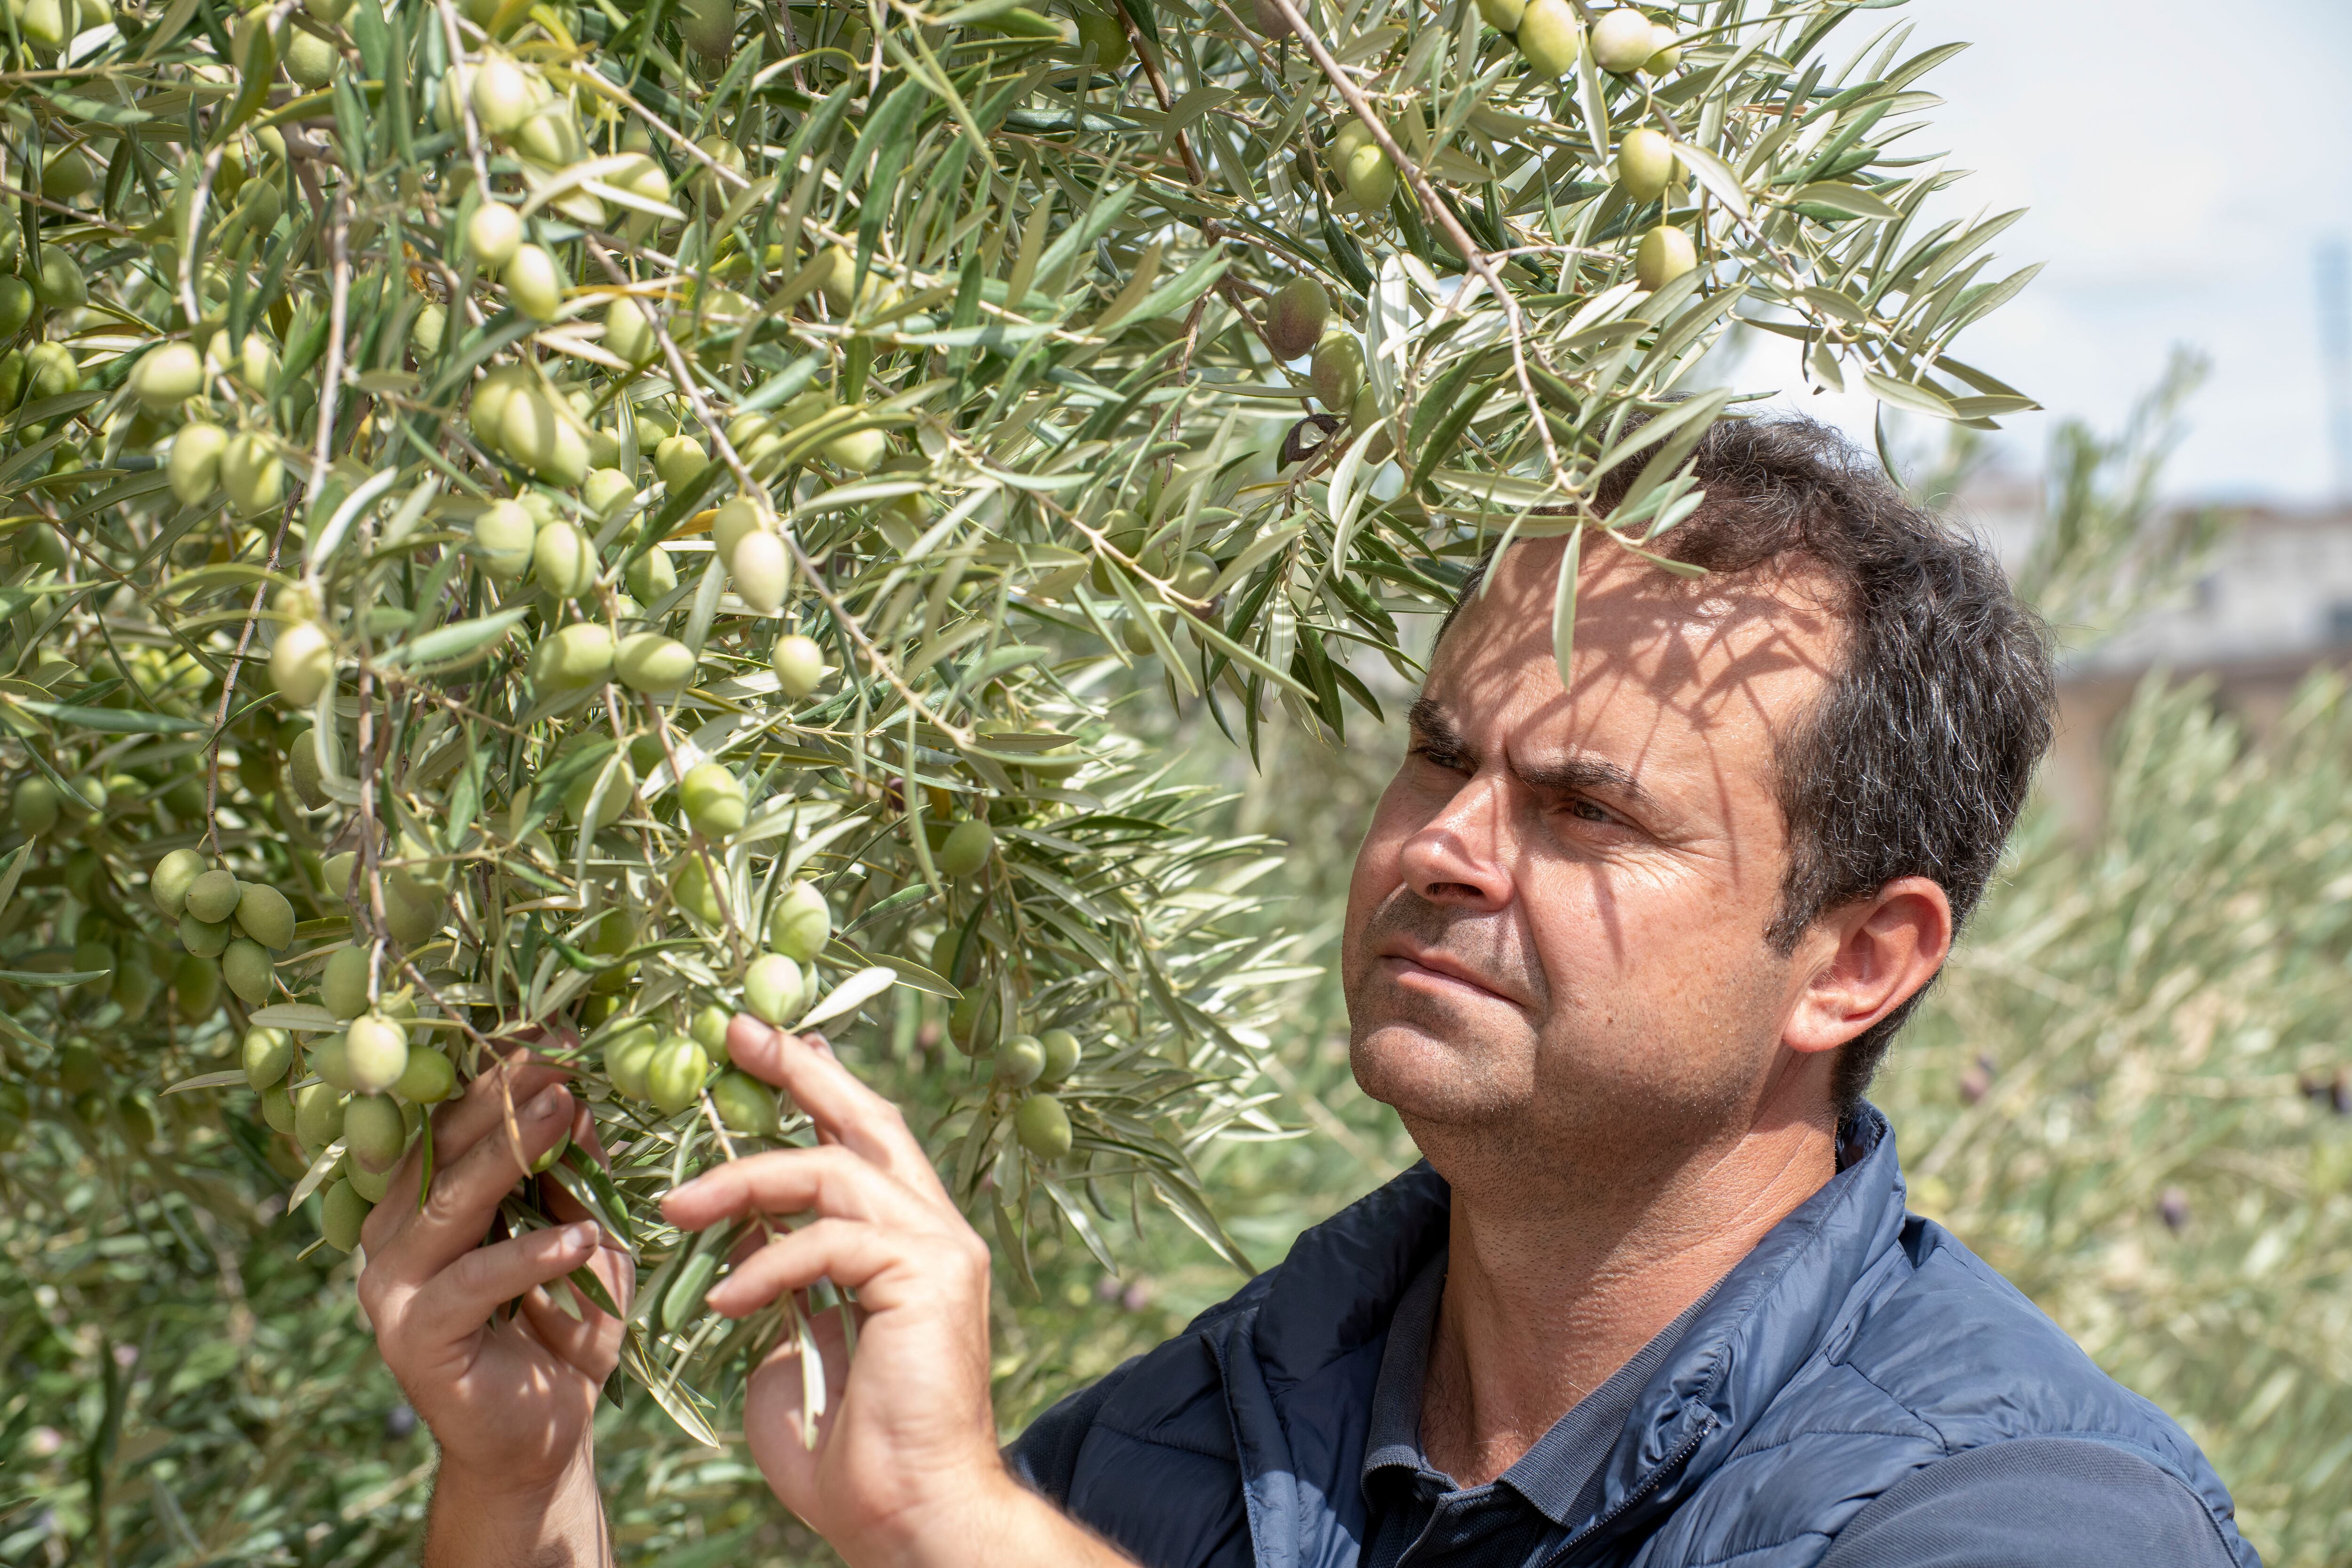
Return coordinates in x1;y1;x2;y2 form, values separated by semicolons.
528;1086;564;1118
565;1222;597;1249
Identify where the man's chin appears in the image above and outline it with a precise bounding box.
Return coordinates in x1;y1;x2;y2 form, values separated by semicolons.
1347;1017;1528;1125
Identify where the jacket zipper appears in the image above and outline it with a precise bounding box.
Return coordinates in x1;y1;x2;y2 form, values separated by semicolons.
1534;1419;1717;1568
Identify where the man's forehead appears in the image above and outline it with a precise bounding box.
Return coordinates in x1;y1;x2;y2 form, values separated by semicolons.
1423;540;1841;771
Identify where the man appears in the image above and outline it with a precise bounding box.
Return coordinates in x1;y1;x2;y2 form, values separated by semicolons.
361;416;2257;1568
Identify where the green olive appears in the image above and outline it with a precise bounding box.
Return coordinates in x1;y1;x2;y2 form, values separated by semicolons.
709;1069;779;1136
0;278;30;341
1617;127;1678;203
646;1036;710;1114
532;519;597;599
670;856;726;925
222;937;275;1005
764;880;831;963
13;778;59;835
564;753;637;830
270;621;333;708
653;435;708;491
771;633;825;699
679;762;747;838
469;52;535;136
294;1080;346;1147
940;818;994;879
472;498;536;579
344;1093;407;1172
130;342;205;412
321;1178;372;1252
691;1002;733;1052
995;1033;1046;1087
344;1014;411;1094
1265;276;1331;362
285;27;338;87
1309;329;1365;413
1016;1093;1073;1161
151;847;207;916
505;243;565;322
597;1025;655;1102
626;544;678;603
1038;1027;1082;1084
1635;223;1698;290
583;467;636;520
1588;5;1654;72
948;985;999;1055
322;944;372;1019
727;529;789;612
743;952;804;1025
243;1026;294;1090
167;422;229;505
606;295;659;364
1340;140;1396;210
180;911;231;958
172;954;222;1021
221;430;285;516
31;250;86;309
536;622;616;690
612;632;692;697
468;202;523;270
232;882;296;951
184;867;241;923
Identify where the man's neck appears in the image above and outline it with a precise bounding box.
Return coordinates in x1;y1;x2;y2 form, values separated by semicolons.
1414;1102;1838;1489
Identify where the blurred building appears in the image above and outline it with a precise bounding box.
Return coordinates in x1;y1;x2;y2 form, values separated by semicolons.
1955;474;2352;832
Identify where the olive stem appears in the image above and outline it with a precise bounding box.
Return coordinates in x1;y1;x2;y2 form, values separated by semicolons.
305;189;353;510
200;505;297;857
1253;0;1581;497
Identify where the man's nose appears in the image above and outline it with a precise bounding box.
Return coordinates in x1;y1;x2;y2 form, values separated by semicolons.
1396;774;1513;909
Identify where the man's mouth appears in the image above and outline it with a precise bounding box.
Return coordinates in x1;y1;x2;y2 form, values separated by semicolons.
1377;946;1518;1007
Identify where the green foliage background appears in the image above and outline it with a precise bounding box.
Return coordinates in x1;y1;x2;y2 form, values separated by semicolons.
10;378;2352;1565
0;0;2341;1554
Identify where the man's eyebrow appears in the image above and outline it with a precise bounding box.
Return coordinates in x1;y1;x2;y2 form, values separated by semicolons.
1513;755;1658;815
1408;697;1661;815
1407;697;1463;750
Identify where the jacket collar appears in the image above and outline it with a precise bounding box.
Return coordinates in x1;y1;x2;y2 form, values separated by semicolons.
1225;1107;1910;1552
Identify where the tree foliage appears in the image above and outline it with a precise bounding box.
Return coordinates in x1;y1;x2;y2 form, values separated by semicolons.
0;0;2049;1524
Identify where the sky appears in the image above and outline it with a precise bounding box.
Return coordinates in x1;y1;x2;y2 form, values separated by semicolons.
1729;0;2352;505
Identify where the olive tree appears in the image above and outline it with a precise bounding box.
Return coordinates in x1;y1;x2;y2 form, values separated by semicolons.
0;0;2034;1439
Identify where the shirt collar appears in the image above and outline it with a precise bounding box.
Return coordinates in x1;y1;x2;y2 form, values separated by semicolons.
1356;1255;1721;1528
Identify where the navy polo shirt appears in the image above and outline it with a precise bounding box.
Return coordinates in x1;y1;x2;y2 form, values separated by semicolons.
1358;1255;2237;1568
1359;1255;1715;1568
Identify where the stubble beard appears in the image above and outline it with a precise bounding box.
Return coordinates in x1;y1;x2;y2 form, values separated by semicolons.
1344;891;1794;1198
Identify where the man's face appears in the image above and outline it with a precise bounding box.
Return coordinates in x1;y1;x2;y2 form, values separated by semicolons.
1342;538;1844;1173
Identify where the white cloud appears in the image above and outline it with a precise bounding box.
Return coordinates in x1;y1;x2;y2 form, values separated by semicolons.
1730;0;2352;501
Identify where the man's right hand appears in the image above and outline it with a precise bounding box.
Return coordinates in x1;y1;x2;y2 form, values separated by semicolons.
358;1050;633;1568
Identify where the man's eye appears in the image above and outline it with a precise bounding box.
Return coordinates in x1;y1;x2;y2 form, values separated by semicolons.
1566;799;1612;824
1411;745;1466;772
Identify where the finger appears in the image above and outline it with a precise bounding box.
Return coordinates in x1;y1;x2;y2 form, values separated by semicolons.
381;1082;577;1284
704;1218;911;1316
724;1019;947;1200
358;1165;414;1256
398;1222;602;1365
430;1051;572;1170
517;1272;625;1377
660;1143;940;1234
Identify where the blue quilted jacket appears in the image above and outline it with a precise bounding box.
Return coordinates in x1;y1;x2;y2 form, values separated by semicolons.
1008;1107;2257;1568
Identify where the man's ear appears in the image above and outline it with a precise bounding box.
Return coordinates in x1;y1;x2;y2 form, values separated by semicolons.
1783;876;1953;1055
